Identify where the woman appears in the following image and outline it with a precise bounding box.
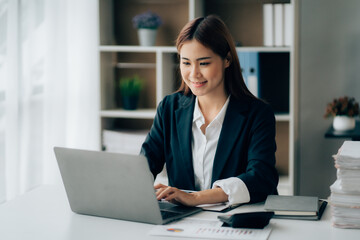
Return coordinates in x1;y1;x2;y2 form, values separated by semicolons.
140;15;278;207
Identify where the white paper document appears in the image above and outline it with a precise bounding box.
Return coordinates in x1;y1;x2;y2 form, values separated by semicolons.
197;202;241;212
148;218;272;240
180;190;240;212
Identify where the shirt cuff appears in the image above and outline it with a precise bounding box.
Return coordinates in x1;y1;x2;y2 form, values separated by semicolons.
212;177;250;205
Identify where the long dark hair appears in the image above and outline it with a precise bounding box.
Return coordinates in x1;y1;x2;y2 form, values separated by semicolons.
176;15;256;100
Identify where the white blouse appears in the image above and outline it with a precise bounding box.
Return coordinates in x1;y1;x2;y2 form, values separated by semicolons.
191;96;250;205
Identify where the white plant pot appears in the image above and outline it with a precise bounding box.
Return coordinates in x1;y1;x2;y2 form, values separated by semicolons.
137;28;157;46
332;116;356;131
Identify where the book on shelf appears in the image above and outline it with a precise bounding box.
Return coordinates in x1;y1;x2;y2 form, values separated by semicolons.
262;3;293;47
273;3;283;47
263;3;274;46
264;195;327;220
283;3;293;46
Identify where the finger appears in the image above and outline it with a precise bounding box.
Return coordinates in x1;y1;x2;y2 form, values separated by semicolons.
161;187;183;202
154;183;167;190
157;186;173;199
164;190;194;206
165;194;177;202
157;186;175;200
155;184;170;196
155;187;168;197
164;188;184;201
168;198;181;205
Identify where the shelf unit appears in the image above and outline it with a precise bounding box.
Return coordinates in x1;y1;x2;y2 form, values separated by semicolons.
97;0;296;195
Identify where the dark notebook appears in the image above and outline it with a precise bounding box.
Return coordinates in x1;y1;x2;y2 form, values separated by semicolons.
264;195;327;220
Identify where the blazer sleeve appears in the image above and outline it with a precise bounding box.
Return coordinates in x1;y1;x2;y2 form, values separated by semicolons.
238;103;278;203
140;99;166;179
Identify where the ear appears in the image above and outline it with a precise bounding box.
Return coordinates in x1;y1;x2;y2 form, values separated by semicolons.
225;52;231;68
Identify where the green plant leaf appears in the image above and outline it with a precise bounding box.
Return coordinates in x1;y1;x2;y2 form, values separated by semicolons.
118;75;144;97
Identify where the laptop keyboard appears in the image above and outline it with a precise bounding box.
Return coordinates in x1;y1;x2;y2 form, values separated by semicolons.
158;201;176;210
158;201;200;220
161;210;182;220
159;201;182;220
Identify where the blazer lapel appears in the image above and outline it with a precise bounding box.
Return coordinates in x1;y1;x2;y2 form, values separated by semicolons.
211;97;249;184
175;95;195;188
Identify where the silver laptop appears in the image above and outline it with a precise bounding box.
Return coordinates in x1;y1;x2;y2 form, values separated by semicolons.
54;147;202;225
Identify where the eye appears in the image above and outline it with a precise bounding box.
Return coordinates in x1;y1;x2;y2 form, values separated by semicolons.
182;61;190;66
200;62;210;66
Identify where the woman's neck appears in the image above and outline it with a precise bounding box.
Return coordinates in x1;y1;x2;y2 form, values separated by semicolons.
197;93;228;124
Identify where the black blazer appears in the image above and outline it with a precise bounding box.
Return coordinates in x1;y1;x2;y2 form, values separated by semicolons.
141;92;278;203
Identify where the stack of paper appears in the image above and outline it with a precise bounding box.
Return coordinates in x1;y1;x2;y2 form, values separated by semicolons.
330;141;360;228
102;129;149;155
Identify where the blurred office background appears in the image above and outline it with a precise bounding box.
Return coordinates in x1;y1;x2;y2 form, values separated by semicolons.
0;0;99;202
0;0;359;203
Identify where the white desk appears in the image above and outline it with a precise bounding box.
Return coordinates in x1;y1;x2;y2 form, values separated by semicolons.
1;185;359;240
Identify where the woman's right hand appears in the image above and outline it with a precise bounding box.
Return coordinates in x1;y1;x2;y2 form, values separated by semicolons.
154;183;199;206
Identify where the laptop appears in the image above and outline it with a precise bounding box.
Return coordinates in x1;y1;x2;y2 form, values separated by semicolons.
54;147;202;225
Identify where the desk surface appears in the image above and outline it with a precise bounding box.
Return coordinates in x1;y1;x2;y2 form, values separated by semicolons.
1;185;359;240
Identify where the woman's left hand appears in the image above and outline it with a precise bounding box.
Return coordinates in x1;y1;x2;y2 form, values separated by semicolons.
154;183;199;206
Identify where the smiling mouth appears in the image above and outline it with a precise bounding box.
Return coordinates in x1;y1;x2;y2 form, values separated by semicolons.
190;80;207;87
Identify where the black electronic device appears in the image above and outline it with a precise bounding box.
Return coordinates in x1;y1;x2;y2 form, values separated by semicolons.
218;211;274;229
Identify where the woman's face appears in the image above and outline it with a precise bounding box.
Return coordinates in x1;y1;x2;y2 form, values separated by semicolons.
179;40;230;98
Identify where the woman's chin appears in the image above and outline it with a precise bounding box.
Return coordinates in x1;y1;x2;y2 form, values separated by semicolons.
189;89;206;97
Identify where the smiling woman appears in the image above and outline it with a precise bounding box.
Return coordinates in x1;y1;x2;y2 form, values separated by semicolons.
179;40;229;102
140;15;278;207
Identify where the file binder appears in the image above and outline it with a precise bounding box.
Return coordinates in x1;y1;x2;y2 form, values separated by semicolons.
238;51;249;87
237;51;260;98
263;3;274;46
283;3;293;46
248;52;260;98
274;4;284;46
258;52;289;113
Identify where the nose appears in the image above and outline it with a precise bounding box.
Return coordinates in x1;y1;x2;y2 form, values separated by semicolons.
190;65;200;78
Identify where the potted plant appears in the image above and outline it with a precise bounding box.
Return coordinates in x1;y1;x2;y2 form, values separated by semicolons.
324;96;359;131
117;75;143;110
132;10;162;46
